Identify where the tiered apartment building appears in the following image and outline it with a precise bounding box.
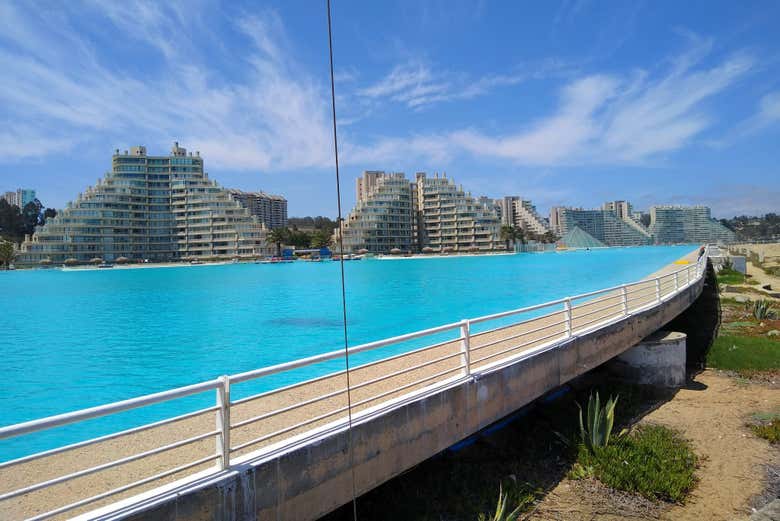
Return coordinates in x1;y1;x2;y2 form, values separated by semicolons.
550;206;652;247
19;143;271;264
414;173;501;252
336;172;416;253
336;171;501;254
649;205;736;244
228;190;288;229
497;196;550;236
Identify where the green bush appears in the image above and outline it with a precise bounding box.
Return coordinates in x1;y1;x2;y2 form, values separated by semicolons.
575;425;697;503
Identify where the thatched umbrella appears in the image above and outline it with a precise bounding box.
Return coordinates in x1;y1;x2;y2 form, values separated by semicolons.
422;246;435;254
389;247;402;255
115;257;130;264
39;258;52;265
443;246;454;253
357;248;369;255
63;258;79;266
89;257;103;264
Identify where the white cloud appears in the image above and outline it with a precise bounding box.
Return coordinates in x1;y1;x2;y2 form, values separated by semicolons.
350;41;753;167
0;2;333;171
357;61;531;109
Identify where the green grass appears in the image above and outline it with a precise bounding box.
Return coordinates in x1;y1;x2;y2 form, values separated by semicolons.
751;419;780;444
708;335;780;372
573;425;698;503
717;268;746;285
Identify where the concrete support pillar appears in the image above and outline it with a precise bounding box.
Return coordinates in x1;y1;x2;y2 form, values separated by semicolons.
607;331;687;388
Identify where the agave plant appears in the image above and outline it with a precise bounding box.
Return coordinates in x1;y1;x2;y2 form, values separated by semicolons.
578;392;618;453
478;484;523;521
752;299;777;321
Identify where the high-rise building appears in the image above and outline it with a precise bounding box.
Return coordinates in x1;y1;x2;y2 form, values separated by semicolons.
649;205;736;244
336;171;502;253
228;190;288;229
551;207;652;247
502;197;550;236
19;143;271;264
336;171;415;254
414;173;501;252
16;189;36;208
1;191;16;206
1;188;36;208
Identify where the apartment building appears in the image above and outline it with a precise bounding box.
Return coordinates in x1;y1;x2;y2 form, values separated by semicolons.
19;143;271;263
1;188;36;208
414;173;501;252
649;205;736;244
336;171;501;253
336;172;415;254
228;190;288;229
551;207;652;247
498;196;550;236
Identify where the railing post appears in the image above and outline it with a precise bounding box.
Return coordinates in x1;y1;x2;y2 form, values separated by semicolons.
621;285;628;315
459;319;471;377
216;375;230;470
655;278;661;303
674;271;679;291
563;298;572;338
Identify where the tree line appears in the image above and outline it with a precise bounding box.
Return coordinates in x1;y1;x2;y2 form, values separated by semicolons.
719;214;780;242
266;217;338;256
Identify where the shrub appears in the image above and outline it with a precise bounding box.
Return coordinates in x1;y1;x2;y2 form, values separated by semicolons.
478;484;523;521
575;425;698;503
578;392;619;453
751;300;777;320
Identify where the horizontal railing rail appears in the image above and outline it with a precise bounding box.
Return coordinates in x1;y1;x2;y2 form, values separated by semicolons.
0;248;708;520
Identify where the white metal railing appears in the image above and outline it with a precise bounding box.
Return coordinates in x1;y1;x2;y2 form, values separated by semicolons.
0;248;708;520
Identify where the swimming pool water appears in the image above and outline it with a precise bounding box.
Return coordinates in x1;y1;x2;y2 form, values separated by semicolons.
0;245;696;459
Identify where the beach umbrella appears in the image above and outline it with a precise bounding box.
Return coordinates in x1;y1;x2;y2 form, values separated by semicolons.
115;257;130;264
38;258;52;265
390;248;402;255
422;246;435;254
90;257;103;264
63;258;79;266
468;245;479;252
443;246;454;253
357;248;369;255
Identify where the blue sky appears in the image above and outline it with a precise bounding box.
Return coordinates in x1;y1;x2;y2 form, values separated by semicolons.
1;0;779;218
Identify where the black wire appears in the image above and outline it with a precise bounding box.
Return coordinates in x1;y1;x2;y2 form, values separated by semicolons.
326;1;359;519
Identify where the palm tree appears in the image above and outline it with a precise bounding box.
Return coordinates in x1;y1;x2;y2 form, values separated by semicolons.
267;228;289;257
500;225;516;251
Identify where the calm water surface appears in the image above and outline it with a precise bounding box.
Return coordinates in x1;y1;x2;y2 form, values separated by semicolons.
0;245;696;458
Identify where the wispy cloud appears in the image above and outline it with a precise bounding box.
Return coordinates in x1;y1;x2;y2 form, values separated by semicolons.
0;2;333;171
356;61;539;109
350;39;754;167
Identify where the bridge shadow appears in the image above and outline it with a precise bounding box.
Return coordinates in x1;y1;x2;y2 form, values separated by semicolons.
322;367;686;521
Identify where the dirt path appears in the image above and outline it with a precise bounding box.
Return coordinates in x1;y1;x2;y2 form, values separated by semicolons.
528;371;779;521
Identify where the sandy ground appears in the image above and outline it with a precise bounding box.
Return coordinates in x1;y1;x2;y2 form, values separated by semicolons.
0;249;701;520
731;243;780;265
528;371;780;521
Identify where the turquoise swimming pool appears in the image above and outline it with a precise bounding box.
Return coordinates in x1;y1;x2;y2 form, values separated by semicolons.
0;245;696;459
